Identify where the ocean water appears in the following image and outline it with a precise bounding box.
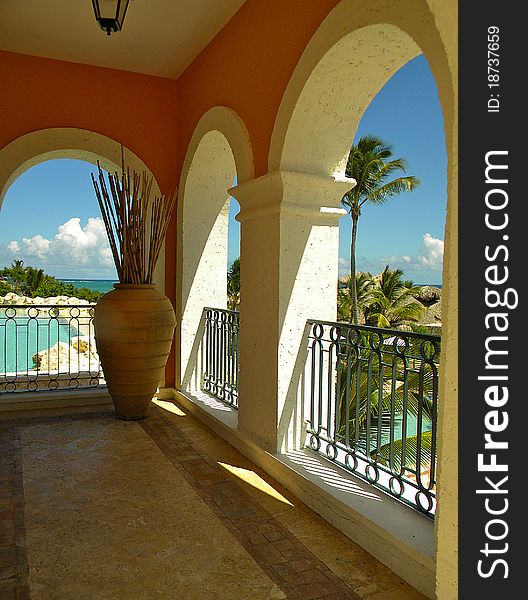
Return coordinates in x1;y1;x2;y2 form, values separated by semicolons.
59;279;117;294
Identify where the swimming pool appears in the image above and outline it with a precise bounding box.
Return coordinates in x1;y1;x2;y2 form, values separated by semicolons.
0;316;80;373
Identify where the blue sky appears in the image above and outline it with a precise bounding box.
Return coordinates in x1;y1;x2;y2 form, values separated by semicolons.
230;54;446;284
0;55;445;284
340;54;446;284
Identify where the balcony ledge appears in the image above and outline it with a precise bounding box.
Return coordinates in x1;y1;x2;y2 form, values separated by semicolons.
0;387;113;419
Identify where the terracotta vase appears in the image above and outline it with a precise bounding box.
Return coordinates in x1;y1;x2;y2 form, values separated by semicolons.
93;283;176;420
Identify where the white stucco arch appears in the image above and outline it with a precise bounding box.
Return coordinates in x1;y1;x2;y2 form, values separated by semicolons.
267;2;457;597
0;127;166;289
268;0;455;179
176;106;254;390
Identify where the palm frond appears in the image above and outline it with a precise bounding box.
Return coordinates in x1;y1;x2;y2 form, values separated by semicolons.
366;176;420;204
372;430;434;475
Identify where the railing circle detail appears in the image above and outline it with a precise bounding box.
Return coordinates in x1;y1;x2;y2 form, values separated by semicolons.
329;326;341;342
394;336;409;355
344;452;358;471
415;490;434;513
365;464;380;483
389;476;404;497
312;323;324;340
309;435;321;451
420;339;439;361
325;443;338;460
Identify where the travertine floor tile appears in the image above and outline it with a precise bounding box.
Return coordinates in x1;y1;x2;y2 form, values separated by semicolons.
21;417;280;600
156;402;428;599
0;403;428;599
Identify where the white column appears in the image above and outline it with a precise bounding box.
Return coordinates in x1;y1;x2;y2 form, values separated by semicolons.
230;171;353;452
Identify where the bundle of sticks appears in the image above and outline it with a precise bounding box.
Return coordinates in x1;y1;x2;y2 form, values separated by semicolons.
91;159;177;284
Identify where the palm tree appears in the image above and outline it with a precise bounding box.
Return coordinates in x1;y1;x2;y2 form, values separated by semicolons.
227;258;240;310
11;259;25;272
4;259;26;293
342;135;420;323
337;272;376;323
23;267;45;296
364;266;424;328
336;334;437;490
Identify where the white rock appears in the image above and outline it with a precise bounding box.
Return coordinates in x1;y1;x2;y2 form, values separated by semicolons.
33;340;100;373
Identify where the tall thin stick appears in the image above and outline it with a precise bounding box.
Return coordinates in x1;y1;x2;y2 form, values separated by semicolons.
91;161;177;285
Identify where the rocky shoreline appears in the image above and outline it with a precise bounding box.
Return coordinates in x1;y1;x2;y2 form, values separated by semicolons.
411;285;442;335
0;292;94;318
0;291;93;306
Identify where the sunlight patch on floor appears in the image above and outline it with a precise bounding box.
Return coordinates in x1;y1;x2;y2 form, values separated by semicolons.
218;462;294;506
153;398;187;416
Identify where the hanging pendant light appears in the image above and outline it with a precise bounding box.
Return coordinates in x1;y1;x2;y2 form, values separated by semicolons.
92;0;130;36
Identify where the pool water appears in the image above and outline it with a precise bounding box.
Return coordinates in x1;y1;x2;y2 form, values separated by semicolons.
0;317;78;373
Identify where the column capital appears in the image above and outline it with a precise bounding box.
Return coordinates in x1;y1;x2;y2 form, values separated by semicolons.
229;170;354;223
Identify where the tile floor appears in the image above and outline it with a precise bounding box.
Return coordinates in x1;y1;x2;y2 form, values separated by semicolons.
0;399;428;599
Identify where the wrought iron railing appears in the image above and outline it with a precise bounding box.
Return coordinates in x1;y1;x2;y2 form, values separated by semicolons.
202;307;239;408
305;320;439;517
1;304;104;393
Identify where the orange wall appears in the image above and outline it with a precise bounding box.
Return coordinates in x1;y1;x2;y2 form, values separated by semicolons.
170;0;340;386
0;1;341;387
0;51;179;194
176;0;339;178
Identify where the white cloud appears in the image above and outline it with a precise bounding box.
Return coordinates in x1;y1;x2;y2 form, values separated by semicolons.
416;232;444;271
21;234;50;259
338;257;350;277
340;233;444;277
1;217;117;278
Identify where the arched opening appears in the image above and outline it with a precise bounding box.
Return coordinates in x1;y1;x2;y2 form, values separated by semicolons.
0;128;165;290
270;23;421;176
337;54;446;327
265;3;455;596
1;159;118;283
0;128;165;392
176;107;253;398
227;195;241;311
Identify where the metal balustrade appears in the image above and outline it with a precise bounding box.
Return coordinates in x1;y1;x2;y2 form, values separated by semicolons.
202;307;239;408
305;320;439;517
1;304;104;393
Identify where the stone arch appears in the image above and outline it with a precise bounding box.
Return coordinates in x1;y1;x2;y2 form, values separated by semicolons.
0;127;166;289
269;0;454;178
267;2;457;597
176;106;254;390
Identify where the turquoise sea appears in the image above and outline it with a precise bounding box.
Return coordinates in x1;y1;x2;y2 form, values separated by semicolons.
59;279;118;294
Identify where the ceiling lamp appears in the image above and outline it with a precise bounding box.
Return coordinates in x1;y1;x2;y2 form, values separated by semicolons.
92;0;130;36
